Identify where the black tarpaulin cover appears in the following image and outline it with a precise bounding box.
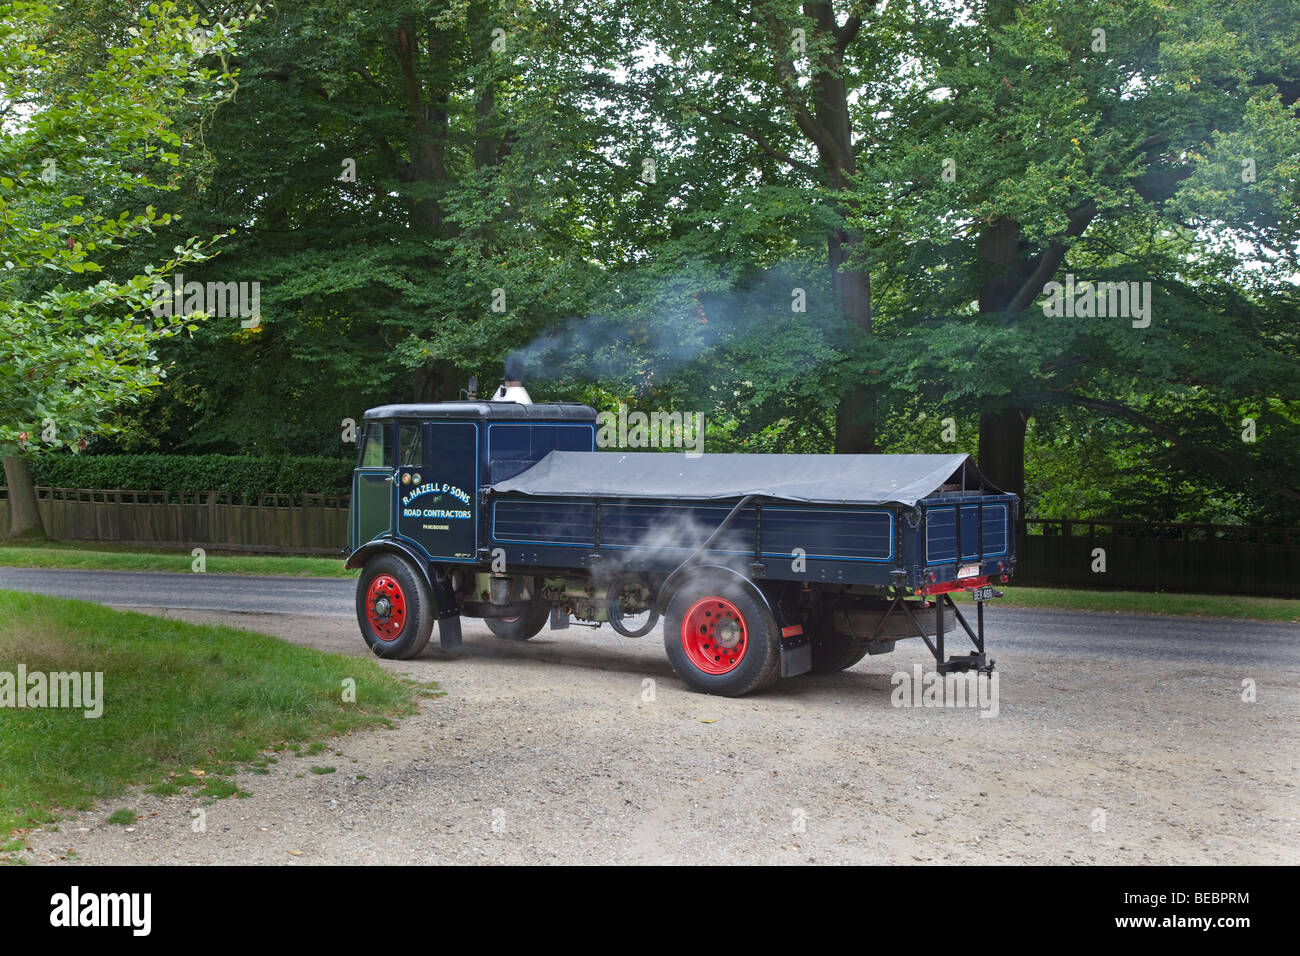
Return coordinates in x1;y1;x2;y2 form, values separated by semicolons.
493;451;1004;507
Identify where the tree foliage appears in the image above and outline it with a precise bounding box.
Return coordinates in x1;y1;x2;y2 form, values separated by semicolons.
0;1;246;455
23;0;1298;526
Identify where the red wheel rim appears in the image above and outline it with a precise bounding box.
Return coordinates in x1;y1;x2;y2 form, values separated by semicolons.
366;575;407;641
681;597;747;675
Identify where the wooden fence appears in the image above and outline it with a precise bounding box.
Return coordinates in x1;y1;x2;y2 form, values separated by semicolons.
1016;519;1300;597
0;487;349;556
0;487;1297;595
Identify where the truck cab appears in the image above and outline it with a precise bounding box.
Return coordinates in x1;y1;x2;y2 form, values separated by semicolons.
348;400;597;562
345;397;598;657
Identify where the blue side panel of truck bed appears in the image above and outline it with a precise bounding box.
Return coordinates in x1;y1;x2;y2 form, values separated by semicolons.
489;490;1017;590
742;506;894;562
492;500;897;562
493;498;597;547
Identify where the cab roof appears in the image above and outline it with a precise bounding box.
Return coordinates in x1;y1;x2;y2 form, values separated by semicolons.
362;401;597;422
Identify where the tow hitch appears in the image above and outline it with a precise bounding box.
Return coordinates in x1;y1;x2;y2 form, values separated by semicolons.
892;587;998;676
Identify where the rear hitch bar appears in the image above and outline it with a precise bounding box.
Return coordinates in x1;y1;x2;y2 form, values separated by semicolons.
892;590;996;676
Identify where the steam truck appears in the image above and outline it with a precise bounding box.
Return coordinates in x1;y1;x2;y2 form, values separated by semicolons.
345;369;1017;697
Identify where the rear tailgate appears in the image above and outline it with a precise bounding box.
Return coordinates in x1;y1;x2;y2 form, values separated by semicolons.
917;493;1017;592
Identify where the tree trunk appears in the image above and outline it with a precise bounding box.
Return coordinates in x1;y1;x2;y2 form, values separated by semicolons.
413;360;462;403
800;3;875;453
394;20;450;237
833;384;875;454
977;408;1027;501
829;229;875;452
3;454;46;540
973;217;1034;498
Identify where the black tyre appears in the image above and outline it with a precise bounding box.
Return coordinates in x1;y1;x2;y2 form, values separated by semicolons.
485;601;550;640
356;554;436;659
663;576;781;696
808;607;870;674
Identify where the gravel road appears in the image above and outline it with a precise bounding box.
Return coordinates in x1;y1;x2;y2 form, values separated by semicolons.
5;569;1298;865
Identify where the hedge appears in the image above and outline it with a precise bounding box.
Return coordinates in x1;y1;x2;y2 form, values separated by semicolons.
27;454;354;499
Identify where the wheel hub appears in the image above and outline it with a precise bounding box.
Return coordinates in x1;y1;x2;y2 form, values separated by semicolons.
681;597;748;675
713;617;742;649
366;575;407;641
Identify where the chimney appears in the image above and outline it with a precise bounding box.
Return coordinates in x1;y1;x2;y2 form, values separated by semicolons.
491;355;532;403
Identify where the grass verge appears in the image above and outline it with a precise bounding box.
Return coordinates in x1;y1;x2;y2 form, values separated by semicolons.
952;585;1299;622
0;541;354;577
0;589;421;851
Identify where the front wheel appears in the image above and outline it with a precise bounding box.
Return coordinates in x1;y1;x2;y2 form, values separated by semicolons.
485;601;550;640
356;554;436;659
663;577;781;696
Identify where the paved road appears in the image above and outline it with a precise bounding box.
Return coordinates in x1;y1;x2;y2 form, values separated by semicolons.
1;566;1296;668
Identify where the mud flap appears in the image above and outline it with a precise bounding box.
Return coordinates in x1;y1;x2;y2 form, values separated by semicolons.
430;568;463;649
779;625;812;677
438;615;463;649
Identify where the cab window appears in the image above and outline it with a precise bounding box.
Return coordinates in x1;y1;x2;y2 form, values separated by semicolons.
360;423;389;468
399;424;422;466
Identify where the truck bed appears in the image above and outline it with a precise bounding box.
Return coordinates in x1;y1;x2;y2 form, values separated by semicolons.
489;451;1017;589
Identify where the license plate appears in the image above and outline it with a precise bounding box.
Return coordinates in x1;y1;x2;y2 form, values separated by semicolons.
957;563;980;579
969;585;995;602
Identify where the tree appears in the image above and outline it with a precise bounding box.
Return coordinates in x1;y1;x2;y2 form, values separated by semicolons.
76;0;1298;525
0;0;245;537
95;0;628;456
853;0;1300;501
562;0;891;451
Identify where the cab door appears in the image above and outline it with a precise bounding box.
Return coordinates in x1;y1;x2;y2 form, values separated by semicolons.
396;421;478;561
350;421;394;550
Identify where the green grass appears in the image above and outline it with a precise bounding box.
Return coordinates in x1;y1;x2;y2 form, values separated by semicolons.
0;540;355;578
200;779;248;800
0;589;421;847
105;809;137;826
952;585;1300;622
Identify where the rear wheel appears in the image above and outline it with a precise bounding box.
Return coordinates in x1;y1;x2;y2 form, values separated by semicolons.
664;577;781;696
808;612;870;674
808;602;906;673
356;554;435;659
485;601;550;640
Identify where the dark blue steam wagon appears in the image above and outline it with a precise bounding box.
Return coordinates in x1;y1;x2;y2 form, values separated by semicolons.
345;386;1018;697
